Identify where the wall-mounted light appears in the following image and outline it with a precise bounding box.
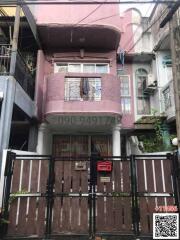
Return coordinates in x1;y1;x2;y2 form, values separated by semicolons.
172;137;178;146
0;91;3;101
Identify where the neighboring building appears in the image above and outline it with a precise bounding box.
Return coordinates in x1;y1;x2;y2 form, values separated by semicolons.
150;3;177;140
0;6;39;168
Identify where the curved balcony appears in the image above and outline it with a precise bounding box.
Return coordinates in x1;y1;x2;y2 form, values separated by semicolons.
38;24;120;51
45;72;121;118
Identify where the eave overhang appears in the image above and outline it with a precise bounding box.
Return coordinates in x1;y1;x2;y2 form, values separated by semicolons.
38;24;121;51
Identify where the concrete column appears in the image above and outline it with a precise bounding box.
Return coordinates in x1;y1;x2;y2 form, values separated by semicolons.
28;124;38;152
0;77;16;170
112;124;121;157
36;123;52;155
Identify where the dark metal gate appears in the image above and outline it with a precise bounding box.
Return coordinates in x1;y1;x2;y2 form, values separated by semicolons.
0;152;179;239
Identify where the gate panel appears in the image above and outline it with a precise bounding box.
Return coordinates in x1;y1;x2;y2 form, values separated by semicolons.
136;155;178;236
6;156;49;238
1;152;178;239
51;159;89;235
96;158;132;234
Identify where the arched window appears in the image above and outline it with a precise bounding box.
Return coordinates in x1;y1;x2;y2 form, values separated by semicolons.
136;68;150;114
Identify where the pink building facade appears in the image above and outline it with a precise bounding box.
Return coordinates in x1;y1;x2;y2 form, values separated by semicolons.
34;2;154;156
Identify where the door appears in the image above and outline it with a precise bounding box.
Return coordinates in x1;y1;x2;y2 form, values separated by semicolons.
52;135;111;236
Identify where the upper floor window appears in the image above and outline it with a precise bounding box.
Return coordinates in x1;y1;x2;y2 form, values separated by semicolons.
163;87;171;110
54;63;109;74
165;65;173;83
136;68;150;115
120;75;131;113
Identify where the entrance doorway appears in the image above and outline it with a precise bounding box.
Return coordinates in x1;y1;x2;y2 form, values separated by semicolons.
53;135;112;157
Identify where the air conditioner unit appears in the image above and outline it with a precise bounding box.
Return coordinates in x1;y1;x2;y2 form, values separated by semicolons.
143;74;157;95
147;74;156;86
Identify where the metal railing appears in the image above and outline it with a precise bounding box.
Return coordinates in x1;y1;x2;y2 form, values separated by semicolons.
64;77;101;101
0;44;35;99
15;51;35;99
0;44;11;75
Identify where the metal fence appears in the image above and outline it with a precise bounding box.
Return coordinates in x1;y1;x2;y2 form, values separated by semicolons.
0;152;179;239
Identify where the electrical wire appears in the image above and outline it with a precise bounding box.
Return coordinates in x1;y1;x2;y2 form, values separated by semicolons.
75;0;108;25
0;1;177;6
86;13;119;24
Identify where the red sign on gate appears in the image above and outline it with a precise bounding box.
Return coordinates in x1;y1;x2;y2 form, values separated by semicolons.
97;161;112;172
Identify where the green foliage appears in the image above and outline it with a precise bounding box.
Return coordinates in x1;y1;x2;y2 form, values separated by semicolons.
139;110;174;153
9;189;28;204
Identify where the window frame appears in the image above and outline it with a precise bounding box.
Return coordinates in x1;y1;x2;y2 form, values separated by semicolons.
54;62;110;74
119;75;132;114
163;86;171;110
135;68;151;115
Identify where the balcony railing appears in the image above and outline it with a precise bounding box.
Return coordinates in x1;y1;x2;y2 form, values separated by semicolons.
0;44;11;75
0;44;35;99
65;77;101;101
15;51;35;99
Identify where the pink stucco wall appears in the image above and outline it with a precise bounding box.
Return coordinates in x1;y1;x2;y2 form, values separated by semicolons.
45;72;121;116
34;2;122;30
34;3;135;127
33;2;134;53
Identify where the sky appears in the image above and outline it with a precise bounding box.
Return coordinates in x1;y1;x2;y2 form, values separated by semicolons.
119;1;155;17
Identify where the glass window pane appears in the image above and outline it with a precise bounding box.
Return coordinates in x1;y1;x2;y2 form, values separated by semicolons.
163;87;171;110
83;64;95;73
65;78;81;100
121;97;131;113
88;78;101;101
68;64;81;73
121;76;130;96
96;64;108;73
55;64;68;73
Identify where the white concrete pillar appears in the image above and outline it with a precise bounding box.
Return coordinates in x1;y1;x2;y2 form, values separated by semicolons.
112;124;121;157
36;123;51;155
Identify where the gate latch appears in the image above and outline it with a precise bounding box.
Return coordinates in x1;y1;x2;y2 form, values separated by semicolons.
97;161;112;172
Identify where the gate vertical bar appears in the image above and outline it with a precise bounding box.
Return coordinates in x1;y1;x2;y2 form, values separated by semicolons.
92;155;97;237
0;151;15;237
45;156;55;238
89;153;97;239
133;155;140;236
130;155;139;236
169;152;180;211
